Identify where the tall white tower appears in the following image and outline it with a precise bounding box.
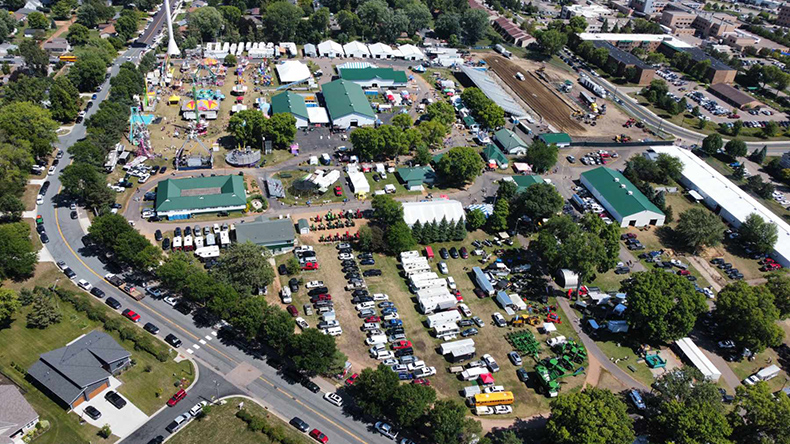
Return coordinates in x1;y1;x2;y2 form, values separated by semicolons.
164;0;180;57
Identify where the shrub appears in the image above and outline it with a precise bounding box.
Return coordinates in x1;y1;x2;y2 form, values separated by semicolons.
98;424;111;438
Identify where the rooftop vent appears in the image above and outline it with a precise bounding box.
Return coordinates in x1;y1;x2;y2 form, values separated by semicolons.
614;177;620;182
627;191;633;195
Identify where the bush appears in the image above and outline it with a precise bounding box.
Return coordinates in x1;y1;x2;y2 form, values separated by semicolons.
98;424;111;438
236;409;252;422
248;416;266;432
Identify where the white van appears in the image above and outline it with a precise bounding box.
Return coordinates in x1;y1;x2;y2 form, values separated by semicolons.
365;334;387;345
280;287;292;304
322;326;343;336
447;276;457;290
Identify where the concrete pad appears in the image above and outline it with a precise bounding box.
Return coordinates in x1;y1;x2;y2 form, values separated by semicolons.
78;214;91;235
72;377;149;439
225;362;263;388
38;245;55;263
22;210;37;219
28;178;46;185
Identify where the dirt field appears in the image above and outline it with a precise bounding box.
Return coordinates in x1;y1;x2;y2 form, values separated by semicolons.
486;55;585;134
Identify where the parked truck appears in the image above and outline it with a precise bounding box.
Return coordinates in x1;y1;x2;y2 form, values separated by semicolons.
122;284;145;301
105;273;124;287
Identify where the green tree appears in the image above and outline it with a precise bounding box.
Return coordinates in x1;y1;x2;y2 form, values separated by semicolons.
115;10;138;41
714;281;784;352
350;126;384;160
350;364;400;417
700;133;723;156
437;146;483;186
622;269;707;343
224;53;237;66
424;101;456;128
0;101;57;158
766;273;790;319
262;113;297;149
261;305;295;355
652;398;732;444
467;209;486;231
417;119;447;148
391;113;412;131
0;223;36;280
476;102;505;129
188;6;224;41
68;53;108;92
655;153;683;182
0;288;20;324
50;76;82;123
19;39;49;77
27;11;48;29
88;213;133;248
27;292;62;329
724;138;747;159
285;257;301;276
229;297;267;339
157;252;203;295
731;119;744;136
460;8;488;44
763;120;779;138
496;180;518;202
0;195;24;222
60;162;114;208
385;221;416;254
524;139;559;173
212;241;274;296
536;28;568;55
66;23;90;46
411;220;423;243
392;383;436;427
372;195;403;225
428;400;482;444
487;197;509;232
730;381;790;444
227;109;266;148
378;124;408;157
739;213;778;254
291;328;339;375
675;208;725;252
546;387;634;444
413;146;432;166
264;1;302;42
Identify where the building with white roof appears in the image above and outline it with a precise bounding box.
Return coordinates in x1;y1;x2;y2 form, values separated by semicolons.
347;166;370;195
275;60;311;84
578;33;692;51
651;145;790;267
674;337;721;382
402;199;465;227
368;42;395;59
318;40;344;58
397;44;425;61
343;41;370;58
304;43;317;57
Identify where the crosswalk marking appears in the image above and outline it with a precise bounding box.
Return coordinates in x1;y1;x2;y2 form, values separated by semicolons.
193;344;200;349
199;339;206;345
211;331;217;336
186;349;194;354
205;335;213;341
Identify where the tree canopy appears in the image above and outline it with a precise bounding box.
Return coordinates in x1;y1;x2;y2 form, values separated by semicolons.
739;213;778;254
675;208;725;252
211;241;274;296
546;387;635;444
714;281;784;353
437;146;483;186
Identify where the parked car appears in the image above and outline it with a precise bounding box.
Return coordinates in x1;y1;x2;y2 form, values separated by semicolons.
167;389;187;407
105;391;127;409
122;309;141;323
508;351;522;366
375;422;399;440
84;405;101;420
290;417;310;432
90;287;105;298
309;429;329;443
629;389;646;410
323;392;343;407
105;297;121;310
165;333;182;348
143;322;159;334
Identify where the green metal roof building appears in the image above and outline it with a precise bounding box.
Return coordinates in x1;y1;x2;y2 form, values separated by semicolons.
482;144;509;169
321;79;376;128
234;216;297;254
538;133;572;147
396;166;436;190
338;67;408;88
270;91;309;127
511;175;544;193
494;128;528;155
154;175;247;220
580;167;665;227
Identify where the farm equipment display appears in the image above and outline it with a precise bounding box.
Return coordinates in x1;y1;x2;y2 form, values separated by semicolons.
534;340;587;398
509;314;541;327
506;331;541;358
546;312;562;324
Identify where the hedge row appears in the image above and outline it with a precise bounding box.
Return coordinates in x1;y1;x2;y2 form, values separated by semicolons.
55;288;170;362
235;409;304;444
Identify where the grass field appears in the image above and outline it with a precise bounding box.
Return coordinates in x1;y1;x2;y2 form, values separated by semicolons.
167;397;311;444
362;171;424;199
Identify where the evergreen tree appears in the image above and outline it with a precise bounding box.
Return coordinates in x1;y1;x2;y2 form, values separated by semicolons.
422;222;436;244
438;216;450;242
26;293;62;329
411;220;423;244
453;219;467;241
757;145;767;164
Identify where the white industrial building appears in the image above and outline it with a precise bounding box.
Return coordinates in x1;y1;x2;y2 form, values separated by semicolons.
402;199;465;227
346;165;370;195
397;44;425;61
318;40;344;58
674;337;722;382
275;61;311;84
652;145;790;267
368;42;396;59
343;41;370;58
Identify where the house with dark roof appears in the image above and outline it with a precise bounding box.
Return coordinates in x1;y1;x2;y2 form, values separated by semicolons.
338;67;408;88
396;166;436;191
492;17;535;47
321;79;376;128
27;331;131;409
154;175;247;220
42;38;70;54
658;42;737;84
493;128;528;155
483;144;509;169
271;91;309;128
234;216;296;254
0;385;39;443
580;167;665;227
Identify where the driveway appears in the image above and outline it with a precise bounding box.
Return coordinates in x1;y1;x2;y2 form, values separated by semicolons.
72;376;148;438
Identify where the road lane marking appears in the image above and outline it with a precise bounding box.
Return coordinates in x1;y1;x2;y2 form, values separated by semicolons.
205;335;213;340
211;331;217;336
199;339;206;345
193;344;200;349
186;349;193;354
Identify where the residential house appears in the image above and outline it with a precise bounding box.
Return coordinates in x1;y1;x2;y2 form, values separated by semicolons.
0;385;39;444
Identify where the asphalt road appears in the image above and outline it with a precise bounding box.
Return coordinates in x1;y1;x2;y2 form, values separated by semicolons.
39;49;394;444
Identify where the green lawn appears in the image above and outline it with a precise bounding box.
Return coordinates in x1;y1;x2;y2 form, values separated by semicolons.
274;170;347;206
167;397;311;444
363;171;424;199
593;337;656;387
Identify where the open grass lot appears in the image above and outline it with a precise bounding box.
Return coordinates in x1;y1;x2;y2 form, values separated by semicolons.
362;171;425;199
594;337;656;387
353;231;585;418
168;397;311;444
273;169;347;206
726;347;788;392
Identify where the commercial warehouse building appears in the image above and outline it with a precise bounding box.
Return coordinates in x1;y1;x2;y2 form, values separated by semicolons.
321;79;376;128
339;67;408;88
234;217;296;254
707;83;761;109
651;145;790;267
580;167;665;227
154;175;247;220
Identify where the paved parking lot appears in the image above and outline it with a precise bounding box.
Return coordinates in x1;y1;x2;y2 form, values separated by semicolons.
72;377;149;438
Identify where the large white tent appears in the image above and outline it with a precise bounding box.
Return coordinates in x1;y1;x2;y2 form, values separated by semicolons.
318;40;344;58
275;61;311;84
343;41;370;58
402;199;465;227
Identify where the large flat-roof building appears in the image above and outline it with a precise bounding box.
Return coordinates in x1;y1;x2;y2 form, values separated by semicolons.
458;65;528;117
591;41;656;85
338;67;408;88
657;42;737;84
234;217;296;253
154;175;247;220
27;331;131;409
707;83;761;109
578;32;691;52
629;0;667;15
402;199;465;227
651;145;790;268
580;167;665;227
321;79;376;128
691;13;737;38
779;4;790;28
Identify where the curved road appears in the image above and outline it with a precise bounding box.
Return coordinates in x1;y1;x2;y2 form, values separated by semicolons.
39;48;392;444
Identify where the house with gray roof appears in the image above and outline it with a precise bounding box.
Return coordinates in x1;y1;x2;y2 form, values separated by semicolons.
42;38;70;54
234;216;296;254
0;385;39;444
27;331;130;409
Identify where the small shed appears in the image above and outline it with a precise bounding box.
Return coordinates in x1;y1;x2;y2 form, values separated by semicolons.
556;269;579;289
304;43;317;57
298;218;310;234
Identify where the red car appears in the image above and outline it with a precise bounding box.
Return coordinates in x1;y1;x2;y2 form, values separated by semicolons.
287;305;298;317
167;389;186;407
392;340;412;350
412;378;431;386
364;315;381;323
122;309;141;323
310;429;329;443
311;294;331;302
677;269;690;276
345;373;358;385
334;186;343;197
302;261;319;271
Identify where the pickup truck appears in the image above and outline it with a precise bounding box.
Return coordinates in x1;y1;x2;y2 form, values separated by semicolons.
105;273;124;287
122;284;145;301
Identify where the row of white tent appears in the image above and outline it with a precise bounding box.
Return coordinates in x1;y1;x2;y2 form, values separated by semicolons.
203;40;426;61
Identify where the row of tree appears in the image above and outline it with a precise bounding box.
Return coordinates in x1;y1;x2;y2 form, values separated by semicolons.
460;87;505;130
640;79;688;117
228;110;297;150
411;217;467;244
